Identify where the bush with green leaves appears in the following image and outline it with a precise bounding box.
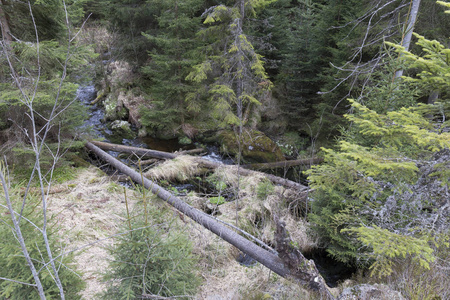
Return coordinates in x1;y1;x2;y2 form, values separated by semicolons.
0;188;85;299
101;207;201;299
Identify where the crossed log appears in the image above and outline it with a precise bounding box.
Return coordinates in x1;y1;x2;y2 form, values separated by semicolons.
85;141;334;299
89;140;311;192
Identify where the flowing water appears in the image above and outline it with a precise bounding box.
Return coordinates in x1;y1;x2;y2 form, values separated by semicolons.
77;84;232;161
77;83;355;287
77;84;113;140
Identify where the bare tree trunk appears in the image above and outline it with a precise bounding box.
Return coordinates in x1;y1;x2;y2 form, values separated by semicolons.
243;157;323;170
85;141;334;299
395;0;421;79
89;141;309;192
0;0;12;43
90;140;178;159
0;172;46;299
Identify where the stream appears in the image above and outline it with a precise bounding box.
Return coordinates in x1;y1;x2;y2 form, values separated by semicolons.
77;84;232;163
77;83;355;288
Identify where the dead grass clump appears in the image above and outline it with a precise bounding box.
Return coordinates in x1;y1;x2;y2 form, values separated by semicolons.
118;90;147;127
76;24;114;54
383;249;450;300
212;165;240;188
216;173;318;256
283;214;318;253
145;155;202;181
47;166;140;299
108;61;135;88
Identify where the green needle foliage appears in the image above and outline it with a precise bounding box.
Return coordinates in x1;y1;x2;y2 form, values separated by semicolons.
342;226;441;278
101;206;201;299
306;97;450;265
139;0;205;136
0;188;85;299
186;0;273;130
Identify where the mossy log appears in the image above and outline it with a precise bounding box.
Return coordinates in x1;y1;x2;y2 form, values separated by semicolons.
85;141;334;299
90;141;309;192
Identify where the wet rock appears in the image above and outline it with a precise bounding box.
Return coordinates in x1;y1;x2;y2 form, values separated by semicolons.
108;120;135;141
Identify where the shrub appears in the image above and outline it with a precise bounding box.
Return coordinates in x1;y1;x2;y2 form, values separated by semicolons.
101;209;201;299
0;189;85;299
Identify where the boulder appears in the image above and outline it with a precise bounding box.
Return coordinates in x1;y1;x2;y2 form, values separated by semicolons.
216;129;285;163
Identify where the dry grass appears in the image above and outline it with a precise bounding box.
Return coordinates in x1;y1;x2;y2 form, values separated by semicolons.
145;155;203;181
44;164;319;299
47;166;139;299
183;218;312;300
201;166;318;253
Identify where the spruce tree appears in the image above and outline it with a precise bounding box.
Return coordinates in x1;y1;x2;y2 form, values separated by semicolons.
305;13;450;268
139;0;206;138
186;0;275;132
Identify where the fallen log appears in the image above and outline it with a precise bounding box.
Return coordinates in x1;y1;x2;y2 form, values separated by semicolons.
90;140;178;160
90;141;309;191
85;141;334;299
197;159;309;192
275;216;333;297
176;148;205;155
138;159;159;166
242;157;324;170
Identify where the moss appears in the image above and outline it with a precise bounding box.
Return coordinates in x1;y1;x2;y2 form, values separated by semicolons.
65;152;90;168
209;196;226;205
216;129;285;163
108;120;136;142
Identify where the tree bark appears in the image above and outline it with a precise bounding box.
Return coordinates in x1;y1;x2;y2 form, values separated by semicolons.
275;217;334;299
395;0;421;79
0;0;12;43
90;140;178;160
89;141;309;192
85;141;333;298
243;157;323;170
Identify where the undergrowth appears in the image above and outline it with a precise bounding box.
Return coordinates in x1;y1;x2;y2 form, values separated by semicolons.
0;187;85;299
100;195;201;299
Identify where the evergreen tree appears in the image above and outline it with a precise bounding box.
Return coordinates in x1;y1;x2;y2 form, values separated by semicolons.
106;0;161;65
186;0;275;132
0;0;67;41
256;0;328;130
139;0;206;138
305;16;450;268
0;0;95;163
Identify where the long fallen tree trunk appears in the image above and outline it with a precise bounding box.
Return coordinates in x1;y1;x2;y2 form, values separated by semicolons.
242;157;323;170
85;141;334;299
89;141;309;192
90;140;178;159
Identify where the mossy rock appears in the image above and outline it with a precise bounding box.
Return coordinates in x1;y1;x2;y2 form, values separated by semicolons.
107;120;136;142
216;129;285;163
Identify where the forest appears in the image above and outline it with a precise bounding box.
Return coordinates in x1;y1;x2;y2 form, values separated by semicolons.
0;0;449;299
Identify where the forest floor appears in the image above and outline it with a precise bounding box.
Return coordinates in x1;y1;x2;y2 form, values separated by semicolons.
47;166;314;299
